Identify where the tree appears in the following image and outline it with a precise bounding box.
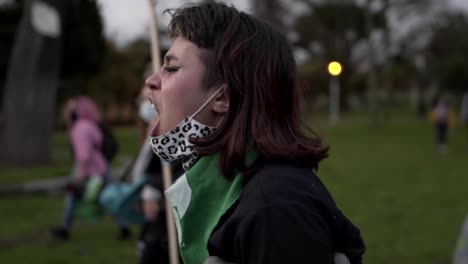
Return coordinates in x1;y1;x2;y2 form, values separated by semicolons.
0;0;23;110
1;0;68;165
293;0;385;111
252;0;286;33
85;39;150;123
427;12;468;94
1;0;107;165
380;0;438;118
361;0;437;125
363;0;380;126
56;0;106;107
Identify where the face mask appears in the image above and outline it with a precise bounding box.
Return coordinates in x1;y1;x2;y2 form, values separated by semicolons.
150;86;225;167
139;99;158;123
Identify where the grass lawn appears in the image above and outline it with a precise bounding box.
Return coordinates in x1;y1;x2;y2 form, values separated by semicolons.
0;126;141;263
1;115;468;263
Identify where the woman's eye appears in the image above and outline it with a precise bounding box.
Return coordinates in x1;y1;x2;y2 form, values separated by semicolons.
164;66;179;73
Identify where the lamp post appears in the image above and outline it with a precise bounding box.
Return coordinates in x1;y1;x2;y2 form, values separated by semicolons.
328;61;342;125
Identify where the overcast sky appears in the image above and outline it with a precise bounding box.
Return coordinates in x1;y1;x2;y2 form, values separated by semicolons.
98;0;468;46
97;0;251;46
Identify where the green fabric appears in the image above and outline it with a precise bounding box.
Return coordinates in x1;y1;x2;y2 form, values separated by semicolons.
83;176;104;202
77;176;105;220
168;151;257;264
76;202;102;220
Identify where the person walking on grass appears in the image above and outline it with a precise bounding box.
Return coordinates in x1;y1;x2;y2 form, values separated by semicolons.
431;96;456;154
51;96;131;240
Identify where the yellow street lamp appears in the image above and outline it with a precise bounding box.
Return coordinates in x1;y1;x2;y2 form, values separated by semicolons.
328;61;343;77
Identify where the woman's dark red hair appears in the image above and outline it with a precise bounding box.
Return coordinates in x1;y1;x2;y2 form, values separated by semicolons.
166;1;329;179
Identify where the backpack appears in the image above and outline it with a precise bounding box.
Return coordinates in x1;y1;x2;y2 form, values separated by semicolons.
98;124;118;163
99;177;148;225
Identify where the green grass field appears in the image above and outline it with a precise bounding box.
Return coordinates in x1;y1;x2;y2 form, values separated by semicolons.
1;116;468;263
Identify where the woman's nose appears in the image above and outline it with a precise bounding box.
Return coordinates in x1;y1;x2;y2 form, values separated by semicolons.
145;71;161;91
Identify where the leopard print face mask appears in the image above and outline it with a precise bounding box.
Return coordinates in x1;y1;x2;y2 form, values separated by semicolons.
149;86;225;169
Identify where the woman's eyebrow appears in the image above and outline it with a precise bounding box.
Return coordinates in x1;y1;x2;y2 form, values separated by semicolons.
164;54;179;64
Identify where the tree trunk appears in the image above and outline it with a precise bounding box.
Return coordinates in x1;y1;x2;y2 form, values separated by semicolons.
381;0;392;121
365;0;380;127
1;0;66;165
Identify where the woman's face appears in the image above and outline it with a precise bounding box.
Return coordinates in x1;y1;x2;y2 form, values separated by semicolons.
145;37;220;136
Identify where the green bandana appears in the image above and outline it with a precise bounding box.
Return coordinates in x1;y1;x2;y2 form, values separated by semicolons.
165;152;257;264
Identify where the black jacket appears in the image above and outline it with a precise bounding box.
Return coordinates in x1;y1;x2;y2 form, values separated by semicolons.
137;210;169;264
207;158;365;264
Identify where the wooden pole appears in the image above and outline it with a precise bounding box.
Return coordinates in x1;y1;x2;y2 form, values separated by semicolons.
148;0;161;71
147;1;180;264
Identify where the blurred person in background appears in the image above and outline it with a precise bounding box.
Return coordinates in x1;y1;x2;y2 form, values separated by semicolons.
131;85;160;183
137;182;168;264
137;63;158;146
431;96;456;154
131;64;161;184
51;96;131;240
134;154;183;263
133;79;184;263
145;2;365;263
461;91;468;147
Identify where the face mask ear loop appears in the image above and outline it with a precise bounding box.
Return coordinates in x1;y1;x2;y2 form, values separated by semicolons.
190;85;226;119
215;116;224;128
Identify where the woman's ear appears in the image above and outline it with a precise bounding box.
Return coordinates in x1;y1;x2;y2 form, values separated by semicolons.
212;85;229;114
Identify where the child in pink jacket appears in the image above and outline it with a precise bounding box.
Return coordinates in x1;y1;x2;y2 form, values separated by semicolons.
51;96;130;240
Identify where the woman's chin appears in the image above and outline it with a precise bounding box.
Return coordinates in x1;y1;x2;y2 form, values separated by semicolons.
151;120;174;137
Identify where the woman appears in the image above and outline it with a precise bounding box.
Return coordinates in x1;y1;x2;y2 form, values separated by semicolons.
146;2;365;263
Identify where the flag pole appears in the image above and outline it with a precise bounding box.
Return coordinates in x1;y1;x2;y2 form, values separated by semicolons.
148;0;161;70
147;1;179;264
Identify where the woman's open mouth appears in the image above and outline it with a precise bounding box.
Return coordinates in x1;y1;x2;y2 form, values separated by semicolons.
148;98;159;116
